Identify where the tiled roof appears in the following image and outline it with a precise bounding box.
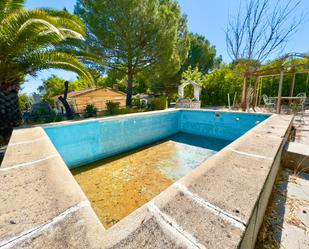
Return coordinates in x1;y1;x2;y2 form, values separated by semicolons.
52;87;126;100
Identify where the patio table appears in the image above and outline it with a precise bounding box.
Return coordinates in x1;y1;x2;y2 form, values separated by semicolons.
273;96;306;114
273;97;306;100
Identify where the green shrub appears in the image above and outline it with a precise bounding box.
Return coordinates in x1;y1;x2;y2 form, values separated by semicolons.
105;101;120;115
115;108;132;115
32;108;50;123
150;97;167;110
44;113;64;123
132;98;141;108
167;94;178;105
84;104;97;118
32;108;63;123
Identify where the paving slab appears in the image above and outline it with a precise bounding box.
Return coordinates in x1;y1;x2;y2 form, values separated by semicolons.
100;206;190;249
250;121;288;138
283;142;309;173
1;136;58;168
8;128;47;144
228;133;284;160
295;130;309;144
283;111;309;173
0;156;88;244
152;186;243;248
110;217;190;249
294;111;309;146
9;206;105;249
178;149;273;223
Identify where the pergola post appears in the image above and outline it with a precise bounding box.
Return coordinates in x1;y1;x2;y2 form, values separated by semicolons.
241;73;249;111
276;68;284;114
252;76;259;111
289;70;296;105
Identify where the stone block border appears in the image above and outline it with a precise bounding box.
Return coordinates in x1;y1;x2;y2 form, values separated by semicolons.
0;110;293;249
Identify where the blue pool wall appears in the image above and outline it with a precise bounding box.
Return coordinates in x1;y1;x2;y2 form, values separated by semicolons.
45;111;179;168
44;110;269;169
179;110;269;141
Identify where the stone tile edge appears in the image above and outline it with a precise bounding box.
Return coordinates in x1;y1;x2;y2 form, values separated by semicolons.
0;127;106;247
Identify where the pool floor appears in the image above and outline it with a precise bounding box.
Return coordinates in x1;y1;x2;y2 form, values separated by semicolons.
71;132;231;228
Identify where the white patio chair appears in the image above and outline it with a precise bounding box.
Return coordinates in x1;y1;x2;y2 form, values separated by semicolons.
291;92;307;119
263;94;276;112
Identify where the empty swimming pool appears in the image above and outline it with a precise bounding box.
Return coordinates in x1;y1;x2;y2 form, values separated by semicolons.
71;132;230;228
45;109;269;228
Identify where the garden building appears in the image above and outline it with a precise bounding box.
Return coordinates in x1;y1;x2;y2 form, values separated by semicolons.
52;87;126;114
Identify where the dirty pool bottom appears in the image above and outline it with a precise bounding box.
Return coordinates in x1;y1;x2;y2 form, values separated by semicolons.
71;132;231;228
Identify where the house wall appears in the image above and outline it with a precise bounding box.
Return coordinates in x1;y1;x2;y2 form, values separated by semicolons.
56;88;126;113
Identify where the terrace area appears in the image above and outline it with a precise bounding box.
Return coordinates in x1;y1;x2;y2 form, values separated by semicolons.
1;65;308;249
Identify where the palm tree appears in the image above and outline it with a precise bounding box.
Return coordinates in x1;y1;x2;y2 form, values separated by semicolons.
0;0;93;139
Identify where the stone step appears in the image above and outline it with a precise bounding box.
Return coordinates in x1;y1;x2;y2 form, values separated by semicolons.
282;142;309;173
294;131;309;145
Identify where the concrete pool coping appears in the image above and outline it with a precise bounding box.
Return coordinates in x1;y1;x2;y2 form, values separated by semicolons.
29;108;269;128
0;109;293;248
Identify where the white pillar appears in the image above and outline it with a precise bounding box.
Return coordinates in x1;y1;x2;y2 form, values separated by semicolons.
193;85;200;101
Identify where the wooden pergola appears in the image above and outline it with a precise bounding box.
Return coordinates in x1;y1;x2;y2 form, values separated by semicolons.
241;54;309;113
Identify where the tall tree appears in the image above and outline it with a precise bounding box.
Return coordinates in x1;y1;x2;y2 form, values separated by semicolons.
225;0;304;62
139;11;189;95
75;0;189;106
18;93;32;111
0;0;93;137
149;33;219;95
182;33;221;74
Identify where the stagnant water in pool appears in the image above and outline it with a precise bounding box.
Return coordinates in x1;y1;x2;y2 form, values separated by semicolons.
71;132;231;228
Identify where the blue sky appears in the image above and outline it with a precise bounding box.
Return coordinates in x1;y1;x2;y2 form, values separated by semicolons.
23;0;309;94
